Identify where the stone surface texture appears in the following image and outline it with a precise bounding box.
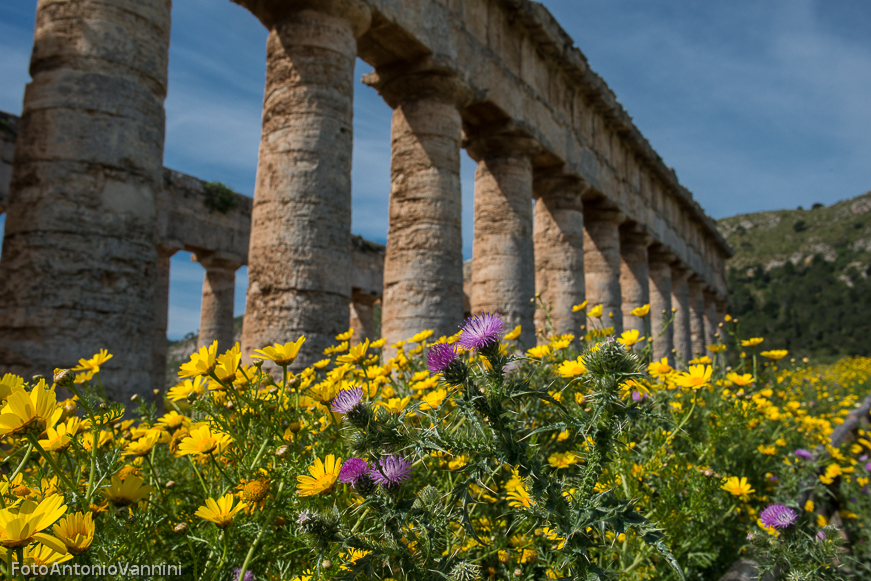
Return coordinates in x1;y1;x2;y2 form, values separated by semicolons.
619;225;651;347
533;172;586;338
0;112;16;213
467;132;537;345
240;3;371;368
583;204;624;333
195;254;241;353
369;67;467;345
0;0;171;402
671;266;693;365
688;278;707;357
648;246;675;365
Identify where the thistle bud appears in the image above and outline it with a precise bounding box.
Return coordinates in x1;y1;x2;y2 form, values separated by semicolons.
173;522;188;534
130;394;139;402
187;391;199;403
32;375;45;384
275;445;289;458
322;560;332;570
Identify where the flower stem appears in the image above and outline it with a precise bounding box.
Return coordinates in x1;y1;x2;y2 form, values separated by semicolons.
25;434;76;492
6;443;33;490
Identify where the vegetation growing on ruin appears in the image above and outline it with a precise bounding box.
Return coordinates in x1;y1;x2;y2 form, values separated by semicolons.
203;181;241;214
1;304;869;580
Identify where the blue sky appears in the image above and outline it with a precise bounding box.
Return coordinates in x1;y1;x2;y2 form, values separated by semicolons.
1;0;870;339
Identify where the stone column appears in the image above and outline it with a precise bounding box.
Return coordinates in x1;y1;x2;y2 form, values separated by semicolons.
688;277;706;358
154;242;180;394
0;0;171;401
648;246;675;365
241;3;371;368
467;130;539;345
704;290;719;348
619;225;651;348
195;253;241;354
671;265;692;365
365;65;468;344
532;172;586;338
583;203;624;334
350;291;378;345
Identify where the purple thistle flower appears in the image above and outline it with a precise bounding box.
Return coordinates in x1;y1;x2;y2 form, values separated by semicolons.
369;454;413;488
795;448;813;461
759;504;798;530
816;531;826;541
233;569;255;581
330;387;364;414
339;457;369;484
427;343;459;374
866;461;871;472
297;510;313;526
459;312;505;351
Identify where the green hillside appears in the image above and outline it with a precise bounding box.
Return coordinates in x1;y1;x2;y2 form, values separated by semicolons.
718;190;871;359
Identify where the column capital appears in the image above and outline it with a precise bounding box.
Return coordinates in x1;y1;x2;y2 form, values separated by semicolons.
648;243;676;264
241;0;372;37
533;167;588;205
670;262;692;282
619;222;653;247
583;199;624;225
363;57;472;110
464;122;543;162
193;251;243;272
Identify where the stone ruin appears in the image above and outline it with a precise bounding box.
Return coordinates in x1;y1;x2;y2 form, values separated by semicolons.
0;0;733;402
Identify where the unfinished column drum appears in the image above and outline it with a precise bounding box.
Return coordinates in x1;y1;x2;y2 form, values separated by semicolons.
619;226;651;348
241;4;371;367
197;254;241;354
0;0;171;400
584;205;624;334
671;266;693;366
468;135;538;345
688;278;706;358
648;250;675;365
371;70;467;345
533;174;586;339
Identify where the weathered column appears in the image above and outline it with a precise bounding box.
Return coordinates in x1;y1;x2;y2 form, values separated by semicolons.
467;129;539;345
619;224;651;348
671;265;692;365
648;246;675;365
195;253;241;354
0;0;171;400
688;277;706;358
241;3;371;368
704;290;719;348
583;203;624;334
350;291;378;345
533;172;586;338
154;243;180;394
365;65;468;344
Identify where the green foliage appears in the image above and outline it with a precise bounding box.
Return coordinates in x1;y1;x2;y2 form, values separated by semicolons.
727;252;871;359
203;181;240;214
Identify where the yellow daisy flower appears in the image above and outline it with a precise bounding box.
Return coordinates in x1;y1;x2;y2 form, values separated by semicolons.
557;358;586;378
630;304;650;317
720;476;755;501
296;455;342;497
674;365;713;390
760;350;788;361
179;341;219;378
195;494;248;529
101;475;153;507
252;337;306;366
71;349;113;372
52;512;95;555
0;380;61;436
0;494;67;552
175;425;232;457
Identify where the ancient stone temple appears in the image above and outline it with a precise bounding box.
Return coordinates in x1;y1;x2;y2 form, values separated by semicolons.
0;0;732;401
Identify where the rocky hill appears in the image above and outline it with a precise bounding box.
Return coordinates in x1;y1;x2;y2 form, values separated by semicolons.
718;190;871;360
718;191;871;277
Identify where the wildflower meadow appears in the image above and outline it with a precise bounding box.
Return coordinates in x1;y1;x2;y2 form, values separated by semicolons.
0;301;869;580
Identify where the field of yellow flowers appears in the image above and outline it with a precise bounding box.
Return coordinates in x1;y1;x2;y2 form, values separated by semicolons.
0;303;868;580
